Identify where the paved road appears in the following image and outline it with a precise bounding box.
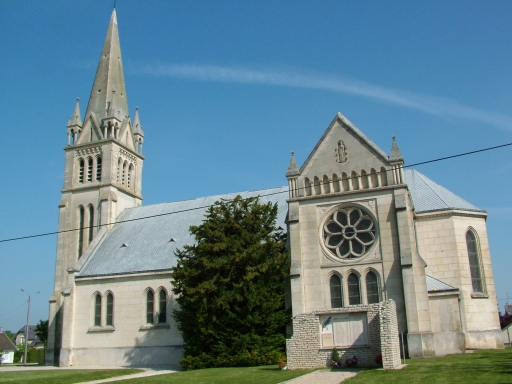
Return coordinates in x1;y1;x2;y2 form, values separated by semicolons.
280;368;361;384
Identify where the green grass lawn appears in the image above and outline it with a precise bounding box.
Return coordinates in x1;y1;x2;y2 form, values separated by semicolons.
345;348;512;384
116;366;316;384
0;369;143;384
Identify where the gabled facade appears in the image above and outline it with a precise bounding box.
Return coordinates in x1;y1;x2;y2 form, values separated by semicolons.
285;113;502;366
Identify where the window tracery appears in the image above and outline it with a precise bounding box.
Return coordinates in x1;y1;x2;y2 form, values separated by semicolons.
323;206;376;259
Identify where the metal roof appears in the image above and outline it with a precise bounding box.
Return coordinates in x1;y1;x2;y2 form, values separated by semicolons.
404;169;483;214
426;275;458;292
78;186;289;278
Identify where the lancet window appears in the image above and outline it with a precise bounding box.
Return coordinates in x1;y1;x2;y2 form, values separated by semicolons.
106;293;114;326
366;271;380;304
94;294;101;327
78;206;84;258
348;273;361;305
78;158;84;183
329;275;343;308
146;290;154;324
158;290;167;324
88;204;94;245
466;229;484;293
96;156;102;181
87;157;93;182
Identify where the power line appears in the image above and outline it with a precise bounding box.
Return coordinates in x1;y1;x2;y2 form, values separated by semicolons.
0;141;510;244
0;300;27;317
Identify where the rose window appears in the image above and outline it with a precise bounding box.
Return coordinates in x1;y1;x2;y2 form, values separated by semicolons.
323;207;376;259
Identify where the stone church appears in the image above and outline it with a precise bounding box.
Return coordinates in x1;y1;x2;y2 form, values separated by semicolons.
46;9;503;367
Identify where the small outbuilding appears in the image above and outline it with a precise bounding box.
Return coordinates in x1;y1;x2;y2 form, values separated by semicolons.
0;329;17;364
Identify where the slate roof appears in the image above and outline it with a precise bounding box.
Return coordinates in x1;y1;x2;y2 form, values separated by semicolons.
404;169;483;214
0;332;16;351
78;186;289;278
16;324;37;340
426;275;458;292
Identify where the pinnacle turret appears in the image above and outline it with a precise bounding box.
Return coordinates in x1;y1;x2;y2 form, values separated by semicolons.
67;98;82;128
286;152;300;177
132;107;144;137
84;9;128;123
389;136;404;162
67;98;82;145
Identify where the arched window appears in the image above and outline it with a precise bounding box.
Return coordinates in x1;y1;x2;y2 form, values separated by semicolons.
122;161;127;185
128;164;133;188
158;290;167;324
88;205;94;245
96;156;102;181
94;294;101;326
87;157;93;182
78;158;84;183
117;158;122;183
466;230;484;293
146;290;154;324
348;273;361;305
329;275;343;308
78;206;84;258
366;271;380;304
106;293;114;326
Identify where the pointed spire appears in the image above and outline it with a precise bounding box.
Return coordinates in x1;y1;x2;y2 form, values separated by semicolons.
84;9;128;122
67;98;82;127
389;136;404;162
132;107;144;137
286;151;300;177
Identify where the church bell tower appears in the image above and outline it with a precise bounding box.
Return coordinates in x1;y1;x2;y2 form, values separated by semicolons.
47;9;145;364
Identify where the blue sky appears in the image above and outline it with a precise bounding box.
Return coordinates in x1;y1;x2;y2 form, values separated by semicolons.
0;1;511;332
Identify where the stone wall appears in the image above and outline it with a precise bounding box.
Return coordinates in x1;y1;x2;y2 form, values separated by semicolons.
286;300;401;369
379;300;401;369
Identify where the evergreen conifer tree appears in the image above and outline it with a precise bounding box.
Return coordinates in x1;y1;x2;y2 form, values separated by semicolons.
172;196;289;369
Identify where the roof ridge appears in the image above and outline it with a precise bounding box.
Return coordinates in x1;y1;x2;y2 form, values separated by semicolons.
122;185;289;213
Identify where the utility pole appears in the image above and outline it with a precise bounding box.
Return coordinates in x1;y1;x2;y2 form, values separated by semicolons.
20;289;39;365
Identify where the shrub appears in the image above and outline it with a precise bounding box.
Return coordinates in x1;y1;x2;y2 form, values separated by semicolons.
331;347;340;362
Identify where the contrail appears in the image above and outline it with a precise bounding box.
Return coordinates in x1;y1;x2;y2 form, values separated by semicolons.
136;62;512;132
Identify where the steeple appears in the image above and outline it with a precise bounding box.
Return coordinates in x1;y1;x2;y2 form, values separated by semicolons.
84;9;128;122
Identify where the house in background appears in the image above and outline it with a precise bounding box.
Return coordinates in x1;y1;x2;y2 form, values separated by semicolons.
15;325;43;349
0;329;17;364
